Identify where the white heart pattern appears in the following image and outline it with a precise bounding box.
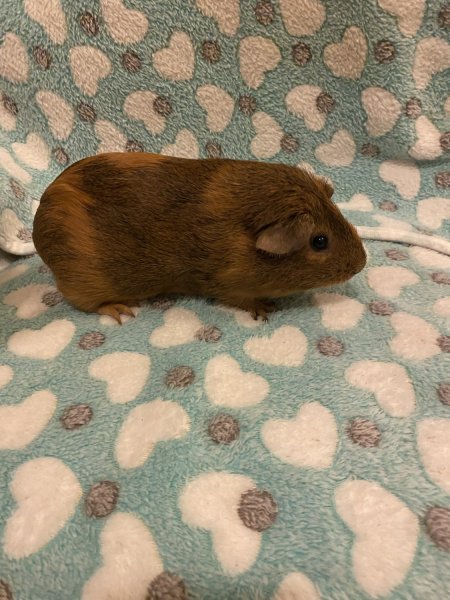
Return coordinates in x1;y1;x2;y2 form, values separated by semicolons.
196;85;234;133
0;33;29;83
262;402;337;468
7;320;75;360
378;0;425;37
0;365;13;390
413;37;450;90
196;0;240;36
251;111;283;159
279;0;325;35
379;159;421;200
417;197;450;230
179;472;263;575
336;480;419;597
12;133;50;171
324;27;367;80
239;37;281;89
100;0;148;44
36;91;74;140
409;116;443;160
153;32;195;81
124;91;167;135
24;0;67;44
274;572;321;600
362;87;401;137
4;283;60;318
0;390;57;449
390;312;440;360
0;150;31;184
337;194;373;212
82;513;163;600
160;129;199;159
115;399;190;468
4;457;82;558
314;293;364;330
70;46;111;96
286;85;327;132
417;419;450;495
315;129;356;167
89;352;151;404
346;361;415;417
244;325;308;367
367;266;419;298
205;354;269;407
95;120;126;154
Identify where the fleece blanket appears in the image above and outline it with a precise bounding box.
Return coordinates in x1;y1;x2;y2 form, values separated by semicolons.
1;0;450;599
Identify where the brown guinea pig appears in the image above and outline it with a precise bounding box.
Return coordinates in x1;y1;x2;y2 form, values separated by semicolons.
32;153;366;323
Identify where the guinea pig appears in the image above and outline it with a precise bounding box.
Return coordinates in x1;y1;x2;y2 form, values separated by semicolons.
32;153;366;323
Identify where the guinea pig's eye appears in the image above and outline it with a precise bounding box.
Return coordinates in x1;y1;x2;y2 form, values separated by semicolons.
311;235;328;251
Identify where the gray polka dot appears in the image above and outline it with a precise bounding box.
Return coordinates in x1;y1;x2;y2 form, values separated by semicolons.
239;94;257;115
292;42;311;66
440;132;450;151
438;383;450;406
425;507;450;550
438;335;450;353
33;46;52;69
404;97;422;119
54;147;69;165
77;102;96;122
281;134;299;153
385;248;408;261
39;263;51;274
432;272;450;285
347;418;381;447
254;0;275;25
85;481;119;518
205;141;222;158
17;228;32;242
361;143;380;157
317;336;344;356
435;171;450;188
438;3;450;28
208;414;240;444
369;300;394;316
316;91;335;114
2;93;18;116
149;296;175;310
146;572;187;600
379;200;397;212
80;11;99;36
61;404;93;430
42;290;64;307
238;489;278;532
153;96;172;117
79;331;105;349
126;140;144;152
122;50;141;73
165;366;195;388
201;40;221;63
195;325;222;342
0;580;13;600
374;40;395;63
9;178;24;200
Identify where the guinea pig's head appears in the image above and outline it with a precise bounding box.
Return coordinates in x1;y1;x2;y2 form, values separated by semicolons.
251;167;366;295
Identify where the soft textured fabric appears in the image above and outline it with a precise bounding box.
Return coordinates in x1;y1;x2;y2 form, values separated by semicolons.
1;1;450;599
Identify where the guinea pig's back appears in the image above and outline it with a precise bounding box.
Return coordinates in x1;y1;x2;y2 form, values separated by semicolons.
33;153;224;302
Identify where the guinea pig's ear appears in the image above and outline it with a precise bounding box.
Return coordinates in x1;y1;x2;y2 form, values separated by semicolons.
256;214;313;255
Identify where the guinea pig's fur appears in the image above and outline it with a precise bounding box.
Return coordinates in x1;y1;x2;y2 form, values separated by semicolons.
33;153;366;322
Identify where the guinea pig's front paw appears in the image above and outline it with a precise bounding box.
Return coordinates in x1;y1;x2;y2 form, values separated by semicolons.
97;303;136;325
243;300;276;322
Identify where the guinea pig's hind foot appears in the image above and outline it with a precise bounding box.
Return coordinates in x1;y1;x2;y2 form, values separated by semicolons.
97;303;136;324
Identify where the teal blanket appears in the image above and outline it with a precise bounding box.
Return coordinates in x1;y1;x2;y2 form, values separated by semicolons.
1;1;450;598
